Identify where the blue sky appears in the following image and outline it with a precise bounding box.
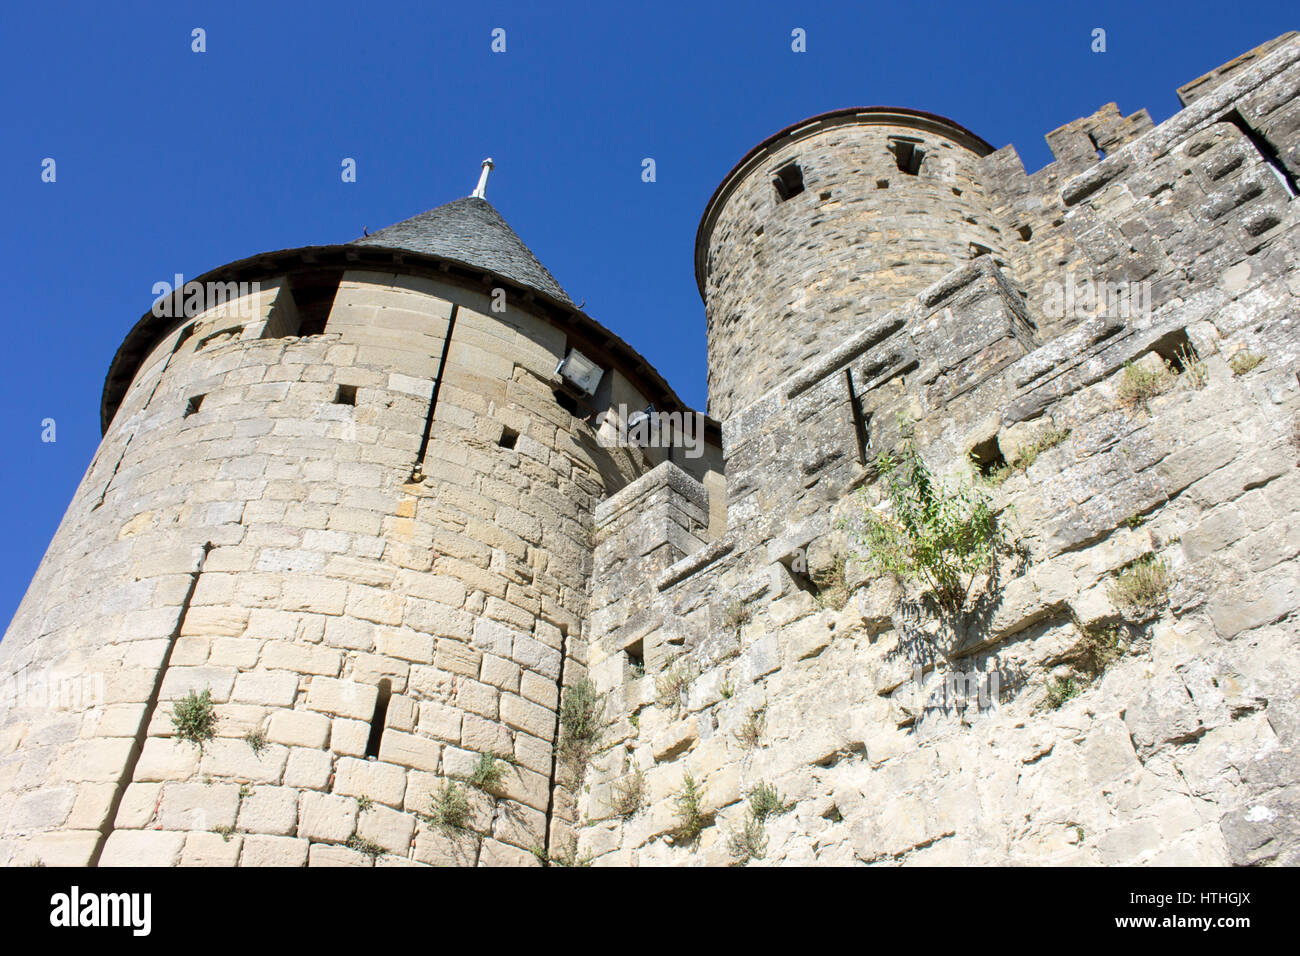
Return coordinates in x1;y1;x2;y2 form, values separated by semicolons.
1;0;1294;630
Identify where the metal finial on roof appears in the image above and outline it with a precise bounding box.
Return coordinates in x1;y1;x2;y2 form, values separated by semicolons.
470;158;494;199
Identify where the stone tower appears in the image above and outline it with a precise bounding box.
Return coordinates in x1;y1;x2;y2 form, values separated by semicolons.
0;186;720;866
696;107;1010;420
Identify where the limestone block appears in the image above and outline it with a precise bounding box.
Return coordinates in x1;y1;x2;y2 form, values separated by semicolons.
239;834;309;867
333;756;407;807
299;791;359;843
356;803;416;853
379;730;442;773
237;786;300;836
100;829;186;867
306;676;378;720
181;830;242;866
283;747;332;791
157;782;241;831
309;843;373;866
267;709;331;748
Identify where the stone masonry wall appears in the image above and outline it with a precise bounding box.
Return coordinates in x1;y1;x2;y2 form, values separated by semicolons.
0;271;670;867
575;34;1300;866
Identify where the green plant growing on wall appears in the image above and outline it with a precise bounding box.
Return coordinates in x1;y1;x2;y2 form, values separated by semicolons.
1109;554;1171;614
672;771;706;844
727;812;769;866
468;751;507;794
346;835;385;860
611;768;646;819
848;441;1005;619
429;780;472;833
1176;345;1208;390
1115;358;1176;413
172;689;218;752
747;781;790;821
737;705;767;750
357;794;374;813
1045;676;1080;709
531;839;593;867
812;556;851;611
1229;350;1265;376
721;600;751;633
559;677;603;768
211;824;236;842
243;728;268;757
985;427;1072;485
654;661;692;714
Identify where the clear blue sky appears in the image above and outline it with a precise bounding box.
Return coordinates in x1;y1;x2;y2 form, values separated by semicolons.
1;0;1294;631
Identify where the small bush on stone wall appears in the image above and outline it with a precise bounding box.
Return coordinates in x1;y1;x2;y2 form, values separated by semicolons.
654;662;692;715
1229;350;1265;376
171;689;218;752
243;728;268;757
1109;555;1171;613
848;441;1004;619
812;556;851;611
737;705;767;749
672;771;706;844
559;677;603;764
727;813;769;866
748;782;790;821
1116;359;1175;412
468;751;508;794
346;835;384;860
611;768;646;819
429;780;472;833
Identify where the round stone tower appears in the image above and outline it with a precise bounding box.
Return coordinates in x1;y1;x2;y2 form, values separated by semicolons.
0;185;703;867
696;107;1007;421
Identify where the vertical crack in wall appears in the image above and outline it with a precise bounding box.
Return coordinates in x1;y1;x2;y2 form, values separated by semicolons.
541;624;571;861
88;540;212;867
411;303;460;481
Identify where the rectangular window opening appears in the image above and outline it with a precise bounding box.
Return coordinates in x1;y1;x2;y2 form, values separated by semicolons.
969;435;1006;478
334;384;357;406
772;162;805;201
625;640;645;679
290;270;344;336
498;426;519;449
184;394;205;417
889;138;925;176
1150;328;1199;373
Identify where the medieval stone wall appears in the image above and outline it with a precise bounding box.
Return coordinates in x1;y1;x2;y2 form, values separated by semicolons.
576;33;1300;866
0;271;683;867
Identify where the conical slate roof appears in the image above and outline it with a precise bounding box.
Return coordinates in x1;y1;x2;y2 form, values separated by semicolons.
351;196;573;306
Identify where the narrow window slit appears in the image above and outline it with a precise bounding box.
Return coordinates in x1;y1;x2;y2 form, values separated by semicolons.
364;679;391;759
498;426;519;449
889;138;925;176
184;394;205;417
334;384;357;406
772;162;805;201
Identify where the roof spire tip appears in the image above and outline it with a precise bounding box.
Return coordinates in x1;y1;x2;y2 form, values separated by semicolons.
470;157;495;199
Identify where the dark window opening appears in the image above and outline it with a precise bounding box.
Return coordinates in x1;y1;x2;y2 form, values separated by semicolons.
876;179;890;189
772;162;805;201
1087;132;1107;160
625;640;645;678
176;324;195;347
819;190;832;201
889;139;925;176
969;435;1006;478
1017;225;1033;242
969;242;993;259
334;384;357;406
498;426;519;449
952;187;963;196
184;394;205;417
1150;329;1198;373
552;387;581;416
290;270;344;336
364;678;392;760
1222;109;1299;197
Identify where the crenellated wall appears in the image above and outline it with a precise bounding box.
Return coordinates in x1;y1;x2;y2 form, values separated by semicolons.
576;33;1300;866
